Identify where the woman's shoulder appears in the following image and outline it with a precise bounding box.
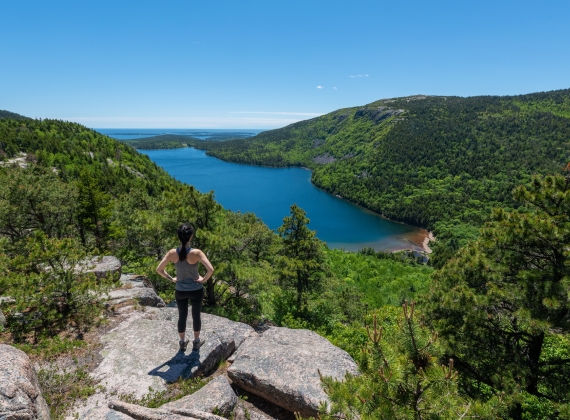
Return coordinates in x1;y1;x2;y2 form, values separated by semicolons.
188;248;203;255
168;248;180;260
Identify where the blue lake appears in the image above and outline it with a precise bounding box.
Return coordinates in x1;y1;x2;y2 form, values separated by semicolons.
137;147;427;252
97;128;428;251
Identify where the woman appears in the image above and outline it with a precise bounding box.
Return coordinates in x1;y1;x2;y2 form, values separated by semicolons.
156;223;214;352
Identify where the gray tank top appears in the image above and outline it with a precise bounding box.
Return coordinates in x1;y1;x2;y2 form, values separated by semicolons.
175;248;203;291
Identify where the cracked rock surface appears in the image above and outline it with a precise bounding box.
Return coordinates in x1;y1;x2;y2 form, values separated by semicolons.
73;308;255;418
0;344;50;420
227;327;359;417
161;375;237;416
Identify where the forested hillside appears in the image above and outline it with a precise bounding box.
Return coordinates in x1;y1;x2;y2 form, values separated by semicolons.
0;110;29;120
192;89;570;262
0;117;429;336
3;115;570;417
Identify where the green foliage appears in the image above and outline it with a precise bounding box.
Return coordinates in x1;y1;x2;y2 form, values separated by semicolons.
119;377;208;408
38;364;100;420
0;109;29;121
427;173;570;415
121;134;198;149
193;89;570;266
0;166;78;242
11;336;87;360
1;232;112;342
321;302;505;419
276;204;326;311
328;249;433;308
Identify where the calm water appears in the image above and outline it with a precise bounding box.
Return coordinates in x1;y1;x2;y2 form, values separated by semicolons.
136;147;426;252
97;128;264;141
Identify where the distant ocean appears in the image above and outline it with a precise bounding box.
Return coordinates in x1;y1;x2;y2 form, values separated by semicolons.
95;128;265;141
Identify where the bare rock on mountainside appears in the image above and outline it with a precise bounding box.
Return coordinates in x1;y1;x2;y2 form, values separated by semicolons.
160;375;237;416
105;274;165;308
0;308;6;329
353;106;404;124
0;344;50;420
227;327;359;417
313;153;336;164
73;308;255;418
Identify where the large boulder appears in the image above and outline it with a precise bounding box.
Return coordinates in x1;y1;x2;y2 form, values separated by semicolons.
83;256;122;280
227;327;359;417
161;375;237;416
85;309;256;401
0;344;50;420
105;275;165;308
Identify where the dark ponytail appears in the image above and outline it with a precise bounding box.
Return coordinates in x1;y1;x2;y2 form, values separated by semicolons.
177;223;195;261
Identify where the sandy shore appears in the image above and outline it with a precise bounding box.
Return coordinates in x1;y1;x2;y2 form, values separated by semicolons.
422;231;435;254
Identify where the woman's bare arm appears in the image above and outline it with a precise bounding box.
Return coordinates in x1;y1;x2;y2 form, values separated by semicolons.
156;250;177;283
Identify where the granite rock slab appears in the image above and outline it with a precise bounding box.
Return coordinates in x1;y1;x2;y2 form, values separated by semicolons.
0;344;50;420
161;375;237;416
83;256;122;280
106;287;165;308
73;308;256;419
227;327;359;417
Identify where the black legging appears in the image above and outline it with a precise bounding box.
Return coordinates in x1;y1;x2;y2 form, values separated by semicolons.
175;288;204;333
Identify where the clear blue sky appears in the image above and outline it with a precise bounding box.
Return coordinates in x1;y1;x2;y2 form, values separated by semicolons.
2;0;569;128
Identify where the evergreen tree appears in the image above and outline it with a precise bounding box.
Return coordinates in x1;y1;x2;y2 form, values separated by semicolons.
427;173;570;416
276;204;325;311
320;302;504;419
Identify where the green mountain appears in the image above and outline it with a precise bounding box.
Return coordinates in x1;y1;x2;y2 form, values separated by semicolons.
191;89;570;248
0;110;29;120
0;118;179;196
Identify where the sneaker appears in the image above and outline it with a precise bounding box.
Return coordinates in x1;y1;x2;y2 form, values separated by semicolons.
192;337;206;351
179;338;189;352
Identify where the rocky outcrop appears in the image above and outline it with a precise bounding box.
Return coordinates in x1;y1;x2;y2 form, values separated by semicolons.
227;327;359;417
105;274;165;308
313;153;336;164
311;139;325;148
83;309;255;402
0;344;50;420
69;303;359;419
82;256;122;280
161;375;237;416
353;106;404;124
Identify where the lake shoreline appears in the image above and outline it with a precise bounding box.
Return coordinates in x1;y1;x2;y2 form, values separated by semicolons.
222;157;437;254
138;146;433;254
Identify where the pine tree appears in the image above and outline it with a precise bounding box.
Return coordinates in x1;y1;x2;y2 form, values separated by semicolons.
427;172;570;416
320;302;503;419
276;204;325;311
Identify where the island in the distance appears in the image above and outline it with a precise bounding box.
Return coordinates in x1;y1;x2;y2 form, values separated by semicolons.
121;131;259;149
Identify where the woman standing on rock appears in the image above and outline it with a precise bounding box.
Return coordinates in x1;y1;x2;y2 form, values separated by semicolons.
156;223;214;352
